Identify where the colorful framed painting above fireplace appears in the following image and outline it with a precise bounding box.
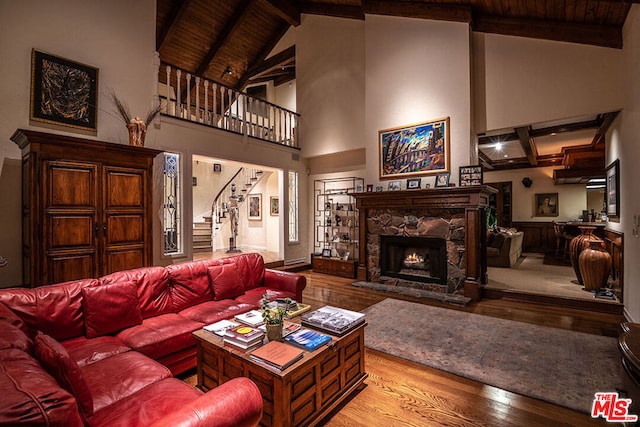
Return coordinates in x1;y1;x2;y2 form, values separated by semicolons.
378;117;450;179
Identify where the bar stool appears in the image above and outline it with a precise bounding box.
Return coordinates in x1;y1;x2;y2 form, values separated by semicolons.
553;221;571;262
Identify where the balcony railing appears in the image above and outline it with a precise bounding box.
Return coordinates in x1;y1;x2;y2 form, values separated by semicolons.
159;64;299;149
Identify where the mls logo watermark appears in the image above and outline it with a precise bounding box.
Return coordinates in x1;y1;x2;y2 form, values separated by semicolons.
592;392;638;423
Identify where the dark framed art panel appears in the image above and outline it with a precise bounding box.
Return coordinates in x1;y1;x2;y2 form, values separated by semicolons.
30;49;98;131
379;117;450;179
606;159;620;222
459;165;483;186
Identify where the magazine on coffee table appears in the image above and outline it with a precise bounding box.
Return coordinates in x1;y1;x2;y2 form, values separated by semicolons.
301;306;365;336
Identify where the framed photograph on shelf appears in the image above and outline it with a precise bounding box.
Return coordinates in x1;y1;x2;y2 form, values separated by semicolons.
434;172;450;188
387;180;402;191
30;49;98;132
406;178;421;189
375;186;383;192
270;196;279;216
379;117;450;179
248;193;262;220
322;248;332;258
213;163;222;172
366;184;373;192
606;159;620;221
535;193;558;217
459;165;483;186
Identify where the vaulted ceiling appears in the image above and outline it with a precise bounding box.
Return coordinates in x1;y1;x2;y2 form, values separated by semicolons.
156;0;635;176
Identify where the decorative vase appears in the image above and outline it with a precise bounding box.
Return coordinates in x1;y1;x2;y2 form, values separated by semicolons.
569;226;604;285
127;119;147;147
266;323;283;342
578;240;612;291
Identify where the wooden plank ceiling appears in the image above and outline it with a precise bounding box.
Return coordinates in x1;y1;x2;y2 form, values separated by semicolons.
156;0;634;175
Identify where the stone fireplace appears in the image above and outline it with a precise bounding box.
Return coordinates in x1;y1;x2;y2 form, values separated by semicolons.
353;186;496;300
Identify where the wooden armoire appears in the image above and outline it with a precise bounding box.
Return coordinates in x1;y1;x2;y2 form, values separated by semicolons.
11;129;161;287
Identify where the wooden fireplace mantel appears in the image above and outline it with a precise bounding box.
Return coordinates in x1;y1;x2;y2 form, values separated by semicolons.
353;185;498;300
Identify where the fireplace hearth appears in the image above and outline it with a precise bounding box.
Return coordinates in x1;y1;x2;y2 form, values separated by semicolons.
380;235;447;285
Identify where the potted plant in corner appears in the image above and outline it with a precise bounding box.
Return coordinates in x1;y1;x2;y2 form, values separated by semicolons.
260;293;292;342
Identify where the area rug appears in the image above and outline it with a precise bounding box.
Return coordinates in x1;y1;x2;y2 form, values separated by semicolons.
362;298;621;414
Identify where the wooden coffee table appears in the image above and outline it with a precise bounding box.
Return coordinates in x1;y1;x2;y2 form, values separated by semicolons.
193;322;367;427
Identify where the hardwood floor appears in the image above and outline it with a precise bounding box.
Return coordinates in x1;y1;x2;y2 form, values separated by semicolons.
301;270;624;427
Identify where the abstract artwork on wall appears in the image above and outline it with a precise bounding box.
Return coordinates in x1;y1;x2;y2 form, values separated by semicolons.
30;49;98;131
379;117;450;179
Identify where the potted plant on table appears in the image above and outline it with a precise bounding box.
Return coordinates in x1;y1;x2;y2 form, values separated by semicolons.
261;293;292;342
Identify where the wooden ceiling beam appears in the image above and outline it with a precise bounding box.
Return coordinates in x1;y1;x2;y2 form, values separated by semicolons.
474;15;622;49
264;0;301;26
297;1;365;20
515;126;537;166
592;110;621;146
156;0;193;51
529;119;600;138
194;0;253;77
246;45;295;80
478;151;494;170
362;0;473;23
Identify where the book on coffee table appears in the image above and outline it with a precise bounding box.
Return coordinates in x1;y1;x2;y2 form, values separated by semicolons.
301;306;365;336
249;340;304;371
284;328;332;350
204;319;241;336
234;310;264;327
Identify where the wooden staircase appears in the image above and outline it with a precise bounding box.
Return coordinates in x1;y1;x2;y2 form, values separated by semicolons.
193;216;213;253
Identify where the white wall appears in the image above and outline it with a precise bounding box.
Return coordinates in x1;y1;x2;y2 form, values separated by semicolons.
475;33;625;133
297;15;366;158
485;167;587;222
610;5;640;322
0;0;156;285
365;16;473;187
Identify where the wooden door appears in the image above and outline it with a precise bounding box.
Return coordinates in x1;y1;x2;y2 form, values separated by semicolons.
102;166;148;275
43;160;99;285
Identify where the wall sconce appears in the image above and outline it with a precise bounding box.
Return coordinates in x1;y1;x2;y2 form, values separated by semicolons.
521;177;533;188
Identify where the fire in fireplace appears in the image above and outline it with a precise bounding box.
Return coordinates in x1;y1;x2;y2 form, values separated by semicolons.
379;235;447;285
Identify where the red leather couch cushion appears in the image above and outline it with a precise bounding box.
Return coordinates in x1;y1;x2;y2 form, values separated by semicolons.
208;263;245;301
167;261;213;311
102;266;174;319
81;351;171;413
32;332;94;418
0;302;26;331
62;336;131;368
0;348;84;427
89;378;202;427
82;280;143;339
116;313;203;360
232;252;265;290
179;299;254;325
0;322;31;351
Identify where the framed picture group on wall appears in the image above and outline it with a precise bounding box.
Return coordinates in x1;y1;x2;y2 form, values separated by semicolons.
459;165;483;186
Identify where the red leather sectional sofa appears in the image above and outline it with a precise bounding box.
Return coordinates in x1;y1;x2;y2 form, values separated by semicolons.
0;252;306;426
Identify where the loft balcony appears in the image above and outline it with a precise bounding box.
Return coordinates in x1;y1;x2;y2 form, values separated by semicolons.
158;63;299;149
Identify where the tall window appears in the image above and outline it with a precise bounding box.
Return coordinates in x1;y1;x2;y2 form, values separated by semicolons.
164;153;181;254
288;170;299;242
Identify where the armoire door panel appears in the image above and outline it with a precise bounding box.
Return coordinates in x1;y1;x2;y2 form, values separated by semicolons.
105;215;143;244
49;216;95;248
104;168;144;208
46;161;98;208
104;247;144;274
47;252;96;285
